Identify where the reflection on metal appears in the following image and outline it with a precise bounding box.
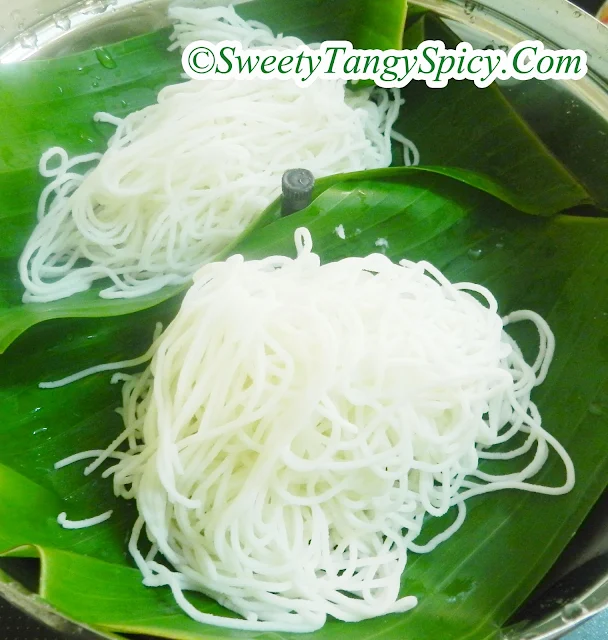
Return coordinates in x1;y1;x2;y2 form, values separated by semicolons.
0;0;168;62
0;560;119;639
0;0;248;62
0;1;606;639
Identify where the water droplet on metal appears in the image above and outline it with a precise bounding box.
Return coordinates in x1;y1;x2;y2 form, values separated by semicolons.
467;248;483;260
83;0;107;15
95;47;117;69
10;9;25;30
19;31;38;49
561;602;586;622
53;14;72;31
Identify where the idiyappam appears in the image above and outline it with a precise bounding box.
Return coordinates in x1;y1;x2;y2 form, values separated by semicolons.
52;227;574;632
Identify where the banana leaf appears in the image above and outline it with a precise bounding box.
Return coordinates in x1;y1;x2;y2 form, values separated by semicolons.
393;14;595;213
0;1;598;353
499;79;608;211
0;172;606;640
0;0;408;353
1;1;607;637
0;0;408;257
0;163;581;355
401;12;608;211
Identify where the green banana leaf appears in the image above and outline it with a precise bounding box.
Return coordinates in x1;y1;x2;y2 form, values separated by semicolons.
1;2;607;637
0;172;606;640
0;0;408;352
393;14;594;213
0;163;581;354
499;78;608;211
0;0;407;257
402;12;608;211
0;1;599;353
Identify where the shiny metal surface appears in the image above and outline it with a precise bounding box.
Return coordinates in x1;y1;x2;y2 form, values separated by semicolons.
0;1;606;639
0;0;238;62
0;562;119;639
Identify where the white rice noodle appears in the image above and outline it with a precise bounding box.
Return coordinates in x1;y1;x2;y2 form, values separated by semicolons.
57;510;113;530
54;227;573;631
19;7;418;304
169;4;314;52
